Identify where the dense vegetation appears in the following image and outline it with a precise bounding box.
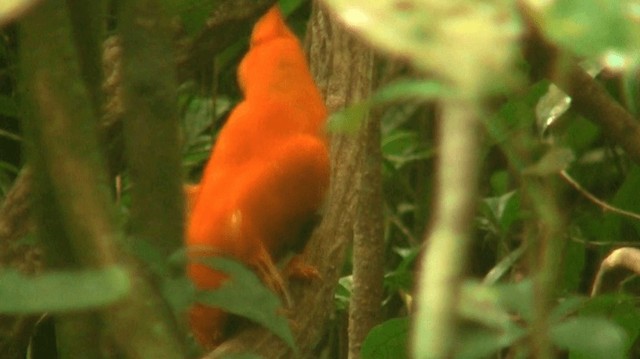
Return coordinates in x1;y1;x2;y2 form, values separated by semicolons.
2;0;640;358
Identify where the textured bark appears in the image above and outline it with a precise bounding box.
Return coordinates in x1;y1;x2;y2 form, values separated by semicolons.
348;56;384;359
119;0;185;259
205;3;373;358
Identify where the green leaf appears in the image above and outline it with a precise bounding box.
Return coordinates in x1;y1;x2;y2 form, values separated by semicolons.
161;0;217;36
542;0;633;58
335;275;353;311
195;257;296;350
579;294;640;353
482;245;526;285
372;79;449;104
278;0;305;15
327;101;370;133
522;147;575;176
0;266;131;314
551;317;627;359
361;317;409;359
456;327;526;359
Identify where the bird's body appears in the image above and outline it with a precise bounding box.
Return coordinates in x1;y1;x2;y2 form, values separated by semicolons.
186;6;329;349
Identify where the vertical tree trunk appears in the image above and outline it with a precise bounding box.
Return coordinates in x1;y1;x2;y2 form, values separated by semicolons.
348;53;384;359
20;1;187;357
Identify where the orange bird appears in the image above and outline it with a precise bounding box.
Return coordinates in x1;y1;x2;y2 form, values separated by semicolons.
186;6;329;349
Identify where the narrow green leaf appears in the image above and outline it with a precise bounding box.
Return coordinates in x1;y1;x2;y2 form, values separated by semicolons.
0;128;21;142
372;79;449;104
0;266;131;314
195;257;296;350
483;245;526;285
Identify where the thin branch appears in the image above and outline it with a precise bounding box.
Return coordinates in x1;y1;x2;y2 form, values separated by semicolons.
560;170;640;222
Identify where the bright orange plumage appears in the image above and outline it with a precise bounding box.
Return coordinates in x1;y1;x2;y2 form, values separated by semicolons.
186;6;329;349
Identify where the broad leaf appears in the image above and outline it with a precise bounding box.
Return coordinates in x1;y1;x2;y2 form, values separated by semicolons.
0;266;131;314
195;257;295;350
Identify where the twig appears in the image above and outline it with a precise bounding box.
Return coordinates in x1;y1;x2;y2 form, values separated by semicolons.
560;170;640;222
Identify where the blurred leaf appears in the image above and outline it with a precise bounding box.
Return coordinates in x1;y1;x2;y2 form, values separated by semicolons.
335;275;353;311
483;245;526;285
456;327;526;359
196;257;295;349
549;296;587;323
278;0;305;15
161;0;217;36
456;281;529;358
372;79;449;104
162;275;196;314
536;84;571;136
522;147;575;176
361;317;409;359
0;266;131;314
480;190;521;234
487;81;548;170
0;0;40;27
382;130;434;169
327;101;370;133
541;0;634;59
0;128;20;142
608;165;640;237
552;317;627;359
322;0;520;94
578;294;640;353
561;238;586;293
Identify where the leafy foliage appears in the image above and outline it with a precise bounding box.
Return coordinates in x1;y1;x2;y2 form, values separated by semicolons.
195;258;296;350
3;0;640;358
0;266;131;313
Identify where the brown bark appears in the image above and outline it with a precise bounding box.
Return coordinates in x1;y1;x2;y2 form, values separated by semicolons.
348;57;384;359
